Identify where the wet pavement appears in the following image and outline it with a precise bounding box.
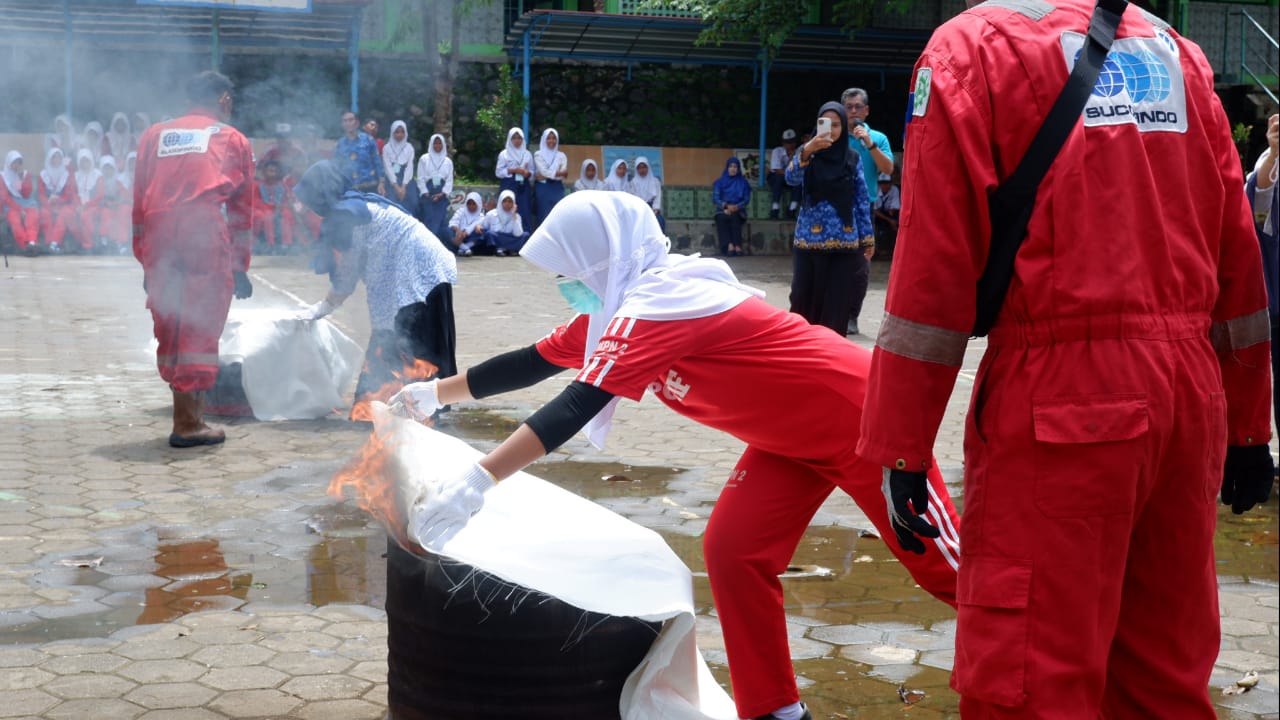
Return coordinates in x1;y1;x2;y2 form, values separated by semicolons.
0;253;1276;719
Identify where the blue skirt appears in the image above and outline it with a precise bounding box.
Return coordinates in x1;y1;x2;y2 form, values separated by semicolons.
532;179;564;230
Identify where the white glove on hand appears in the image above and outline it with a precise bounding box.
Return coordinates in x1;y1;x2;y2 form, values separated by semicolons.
409;462;496;550
387;379;441;422
299;299;335;321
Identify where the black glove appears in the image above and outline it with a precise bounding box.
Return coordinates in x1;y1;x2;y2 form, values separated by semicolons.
1221;445;1276;515
883;469;941;555
233;271;253;300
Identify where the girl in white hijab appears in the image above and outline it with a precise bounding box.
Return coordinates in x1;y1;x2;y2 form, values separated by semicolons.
532;128;568;229
122;152;137;190
573;159;604;192
381;120;417;211
105;112;134;160
447;191;486;256
627;155;665;231
388;190;961;720
81;122;105;164
416;133;454;243
3;150;40;253
603;159;630;192
494;127;534;232
481;188;527;256
45;115;78;163
71;149;102;252
38;148;75;254
97;155;131;252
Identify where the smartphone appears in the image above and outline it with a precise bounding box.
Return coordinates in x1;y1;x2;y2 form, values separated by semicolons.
816;117;833;137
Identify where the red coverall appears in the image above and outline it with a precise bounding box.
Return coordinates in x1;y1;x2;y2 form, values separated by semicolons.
536;299;962;718
2;172;40;250
251;180;296;249
38;174;77;250
856;2;1273;717
133;111;254;393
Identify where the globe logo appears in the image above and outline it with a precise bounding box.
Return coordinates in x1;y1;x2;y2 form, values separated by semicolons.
1079;48;1173;103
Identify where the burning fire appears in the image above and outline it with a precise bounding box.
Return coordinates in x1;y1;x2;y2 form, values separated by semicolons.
329;406;426;554
349;355;438;422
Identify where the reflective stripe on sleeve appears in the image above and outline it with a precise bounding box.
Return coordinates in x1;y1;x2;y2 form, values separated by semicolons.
1211;308;1270;353
876;313;969;367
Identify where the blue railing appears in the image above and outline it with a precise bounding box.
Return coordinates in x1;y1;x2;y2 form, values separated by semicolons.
1225;8;1278;105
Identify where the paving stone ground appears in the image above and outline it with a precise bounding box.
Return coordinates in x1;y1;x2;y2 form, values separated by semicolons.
0;253;1275;719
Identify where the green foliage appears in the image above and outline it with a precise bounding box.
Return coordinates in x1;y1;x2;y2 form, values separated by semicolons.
1232;122;1253;144
475;65;528;136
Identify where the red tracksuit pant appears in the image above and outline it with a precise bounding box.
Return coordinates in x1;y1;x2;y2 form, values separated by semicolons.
704;445;960;718
6;206;39;249
954;314;1222;718
39;206;71;248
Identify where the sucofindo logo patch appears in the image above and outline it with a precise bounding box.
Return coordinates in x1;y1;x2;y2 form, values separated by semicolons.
1060;30;1187;133
157;127;214;157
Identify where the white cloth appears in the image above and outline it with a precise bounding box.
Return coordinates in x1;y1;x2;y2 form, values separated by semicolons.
74;149;101;204
494;127;532;180
382;120;416;185
415;134;453;197
534;128;567;180
216;309;364;421
575;159;605;191
81;121;104;163
3;151;25;197
105;112;132;160
520;190;763;447
368;408;736;720
875;184;900;211
769;145;793;172
604;159;631;192
629;156;663;211
40;148;69;195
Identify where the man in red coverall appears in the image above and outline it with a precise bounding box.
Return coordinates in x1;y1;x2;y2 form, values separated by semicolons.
133;71;255;448
856;1;1274;717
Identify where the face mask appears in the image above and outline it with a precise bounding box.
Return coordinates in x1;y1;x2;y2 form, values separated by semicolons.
557;277;603;315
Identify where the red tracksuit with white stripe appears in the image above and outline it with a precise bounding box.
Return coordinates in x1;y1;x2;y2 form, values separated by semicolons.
857;2;1272;717
536;297;961;718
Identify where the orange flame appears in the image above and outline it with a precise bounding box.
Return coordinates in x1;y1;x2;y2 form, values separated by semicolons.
329;425;416;552
350;355;438;422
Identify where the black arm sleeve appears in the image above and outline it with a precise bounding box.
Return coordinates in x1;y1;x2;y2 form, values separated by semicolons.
524;382;615;453
467;345;567;399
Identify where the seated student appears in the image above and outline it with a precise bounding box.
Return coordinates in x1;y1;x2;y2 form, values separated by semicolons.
872;172;900;258
96;156;131;253
45;115;78;163
103;112;135;161
574;159;605;191
81;122;104;166
768;129;799;219
482;189;528;256
252;159;297;254
38;148;77;255
69;149;101;253
2;151;40;255
448;191;486;256
604;159;630;192
713;156;752;256
628;156;665;232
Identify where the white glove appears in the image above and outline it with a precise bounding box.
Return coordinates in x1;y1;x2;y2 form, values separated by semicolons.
387;379;441;422
408;462;496;549
299;299;334;321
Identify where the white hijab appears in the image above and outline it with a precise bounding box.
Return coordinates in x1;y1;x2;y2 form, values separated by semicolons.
122;151;137;189
502;127;530;164
520;191;764;447
536;128;562;173
496;188;518;220
603;159;629;192
82;121;104;161
423;133;450;176
454;191;485;228
575;159;605;191
3;151;26;197
383;120;414;168
41;148;69;195
99;156;123;199
106;112;132;159
51;115;77;154
75;149;101;203
629;156;661;203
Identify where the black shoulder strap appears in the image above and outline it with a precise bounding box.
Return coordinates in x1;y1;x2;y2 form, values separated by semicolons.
971;0;1128;337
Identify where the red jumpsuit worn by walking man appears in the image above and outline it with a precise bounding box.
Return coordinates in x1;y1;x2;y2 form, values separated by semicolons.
133;108;254;408
857;1;1272;717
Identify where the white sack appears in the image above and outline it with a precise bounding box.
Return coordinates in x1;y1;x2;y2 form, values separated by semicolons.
368;405;737;720
218;309;364;421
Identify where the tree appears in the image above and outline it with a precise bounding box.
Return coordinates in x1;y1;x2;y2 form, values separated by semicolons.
391;0;493;148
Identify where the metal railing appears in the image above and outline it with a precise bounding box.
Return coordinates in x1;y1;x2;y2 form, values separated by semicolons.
1225;8;1278;105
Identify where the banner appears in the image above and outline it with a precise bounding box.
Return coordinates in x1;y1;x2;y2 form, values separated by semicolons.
138;0;311;11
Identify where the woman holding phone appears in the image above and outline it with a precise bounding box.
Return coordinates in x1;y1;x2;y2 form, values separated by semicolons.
785;101;873;335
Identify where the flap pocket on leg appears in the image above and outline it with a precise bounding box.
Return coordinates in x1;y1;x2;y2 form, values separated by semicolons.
954;557;1033;707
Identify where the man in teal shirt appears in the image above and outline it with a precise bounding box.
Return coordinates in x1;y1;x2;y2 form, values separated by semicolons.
841;87;894;335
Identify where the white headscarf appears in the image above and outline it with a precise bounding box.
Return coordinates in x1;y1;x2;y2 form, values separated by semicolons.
628;156;661;205
452;191;485;229
575;159;605;191
99;155;124;200
51;115;77;154
122;151;137;190
423;133;450;177
75;149;101;203
41;148;69;195
383;120;414;170
3;151;26;197
603;159;629;192
520;191;764;447
536;128;563;175
82;121;104;162
105;112;132;159
502;127;530;165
